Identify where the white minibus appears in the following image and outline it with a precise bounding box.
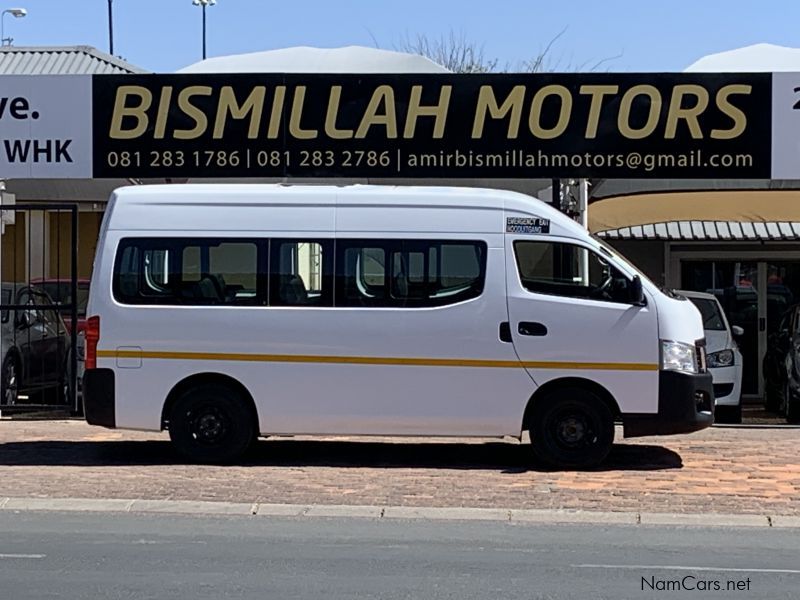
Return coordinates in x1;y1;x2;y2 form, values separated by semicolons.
83;184;713;468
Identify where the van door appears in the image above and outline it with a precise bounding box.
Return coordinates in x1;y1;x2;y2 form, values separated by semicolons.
504;233;659;415
257;235;534;437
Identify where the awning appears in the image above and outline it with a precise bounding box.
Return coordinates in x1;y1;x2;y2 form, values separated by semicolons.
597;221;800;241
589;190;800;238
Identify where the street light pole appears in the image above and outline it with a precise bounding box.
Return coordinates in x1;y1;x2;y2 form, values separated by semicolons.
1;8;27;46
192;0;216;60
107;0;114;55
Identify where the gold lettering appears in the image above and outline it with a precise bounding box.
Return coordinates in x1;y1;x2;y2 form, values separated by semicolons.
404;85;451;138
712;84;751;139
109;86;152;139
174;86;212;140
665;84;709;139
529;85;572;139
324;86;353;139
618;85;661;139
356;85;398;138
153;86;173;140
213;85;265;139
289;86;318;139
267;86;286;139
472;85;525;138
580;84;619;139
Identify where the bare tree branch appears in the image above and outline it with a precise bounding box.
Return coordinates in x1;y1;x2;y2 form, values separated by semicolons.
395;29;498;73
392;26;621;74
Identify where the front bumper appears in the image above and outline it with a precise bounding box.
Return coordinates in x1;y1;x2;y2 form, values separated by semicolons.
709;365;742;407
623;370;714;438
83;368;116;428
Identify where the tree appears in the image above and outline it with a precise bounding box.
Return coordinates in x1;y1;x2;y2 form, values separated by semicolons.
395;30;498;73
393;28;620;73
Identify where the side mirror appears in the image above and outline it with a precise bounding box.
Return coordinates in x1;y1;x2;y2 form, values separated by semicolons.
731;325;744;337
629;275;646;306
16;310;33;329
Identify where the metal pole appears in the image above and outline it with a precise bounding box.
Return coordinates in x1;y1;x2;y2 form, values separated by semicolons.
108;0;114;55
1;13;6;46
578;179;590;285
202;4;206;59
577;178;589;230
70;205;78;412
550;179;563;211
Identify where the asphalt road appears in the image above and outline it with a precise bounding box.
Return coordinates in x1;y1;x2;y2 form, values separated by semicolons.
0;512;798;600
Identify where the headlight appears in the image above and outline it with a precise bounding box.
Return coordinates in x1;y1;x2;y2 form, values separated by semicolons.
661;340;697;373
707;349;734;368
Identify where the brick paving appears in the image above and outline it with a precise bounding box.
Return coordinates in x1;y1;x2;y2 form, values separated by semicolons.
0;420;798;516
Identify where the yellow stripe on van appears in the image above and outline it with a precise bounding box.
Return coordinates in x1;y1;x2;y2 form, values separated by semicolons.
96;349;657;371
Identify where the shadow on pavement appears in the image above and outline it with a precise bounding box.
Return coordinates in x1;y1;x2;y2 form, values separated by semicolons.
0;439;683;472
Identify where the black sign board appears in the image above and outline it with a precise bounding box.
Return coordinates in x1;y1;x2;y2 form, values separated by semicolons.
91;73;771;179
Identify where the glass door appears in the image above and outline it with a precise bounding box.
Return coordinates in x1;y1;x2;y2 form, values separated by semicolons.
680;259;800;400
681;261;760;395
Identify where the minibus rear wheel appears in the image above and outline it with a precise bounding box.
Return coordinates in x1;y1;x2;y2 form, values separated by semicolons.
168;384;255;464
529;389;614;469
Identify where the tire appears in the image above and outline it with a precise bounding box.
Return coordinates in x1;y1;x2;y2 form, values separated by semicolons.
168;384;255;464
529;388;615;469
1;354;19;407
59;350;74;408
764;386;780;412
715;404;742;424
786;388;800;424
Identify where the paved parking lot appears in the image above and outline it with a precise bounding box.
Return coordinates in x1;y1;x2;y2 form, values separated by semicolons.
0;420;798;516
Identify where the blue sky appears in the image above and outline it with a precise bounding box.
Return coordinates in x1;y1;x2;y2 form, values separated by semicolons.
4;0;800;72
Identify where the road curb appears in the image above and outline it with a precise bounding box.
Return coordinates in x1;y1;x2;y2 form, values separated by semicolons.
0;496;796;528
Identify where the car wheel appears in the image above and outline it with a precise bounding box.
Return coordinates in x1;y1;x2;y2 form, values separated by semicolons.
168;384;254;464
764;385;780;412
529;388;614;469
1;354;19;407
715;404;742;424
786;388;800;424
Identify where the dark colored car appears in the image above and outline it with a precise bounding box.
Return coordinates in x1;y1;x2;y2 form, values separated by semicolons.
763;307;794;412
1;283;71;406
30;278;90;335
762;303;800;422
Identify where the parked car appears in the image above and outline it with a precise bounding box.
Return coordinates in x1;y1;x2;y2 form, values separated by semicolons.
776;304;800;423
1;282;72;406
762;306;795;413
30;278;91;335
678;290;744;423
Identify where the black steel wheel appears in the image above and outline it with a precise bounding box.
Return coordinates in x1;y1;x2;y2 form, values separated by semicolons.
168;384;255;464
530;388;614;469
1;354;19;407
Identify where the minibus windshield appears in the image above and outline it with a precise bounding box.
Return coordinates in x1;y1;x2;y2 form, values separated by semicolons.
590;234;657;288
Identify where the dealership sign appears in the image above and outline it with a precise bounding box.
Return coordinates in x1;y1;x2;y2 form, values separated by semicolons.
3;72;800;179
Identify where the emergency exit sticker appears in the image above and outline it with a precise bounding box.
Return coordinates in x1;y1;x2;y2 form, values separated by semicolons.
506;217;550;234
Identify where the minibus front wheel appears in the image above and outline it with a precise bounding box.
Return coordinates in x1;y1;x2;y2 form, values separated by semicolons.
168;383;255;464
529;388;614;469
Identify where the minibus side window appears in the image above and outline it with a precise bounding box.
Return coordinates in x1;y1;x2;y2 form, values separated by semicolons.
269;239;333;307
336;240;486;308
113;238;263;305
514;240;632;304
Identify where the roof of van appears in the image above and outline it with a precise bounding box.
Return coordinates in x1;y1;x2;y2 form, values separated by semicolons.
107;184;586;236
